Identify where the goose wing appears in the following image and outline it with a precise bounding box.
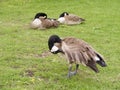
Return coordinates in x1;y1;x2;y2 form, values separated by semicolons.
62;37;99;72
66;14;85;22
42;19;53;28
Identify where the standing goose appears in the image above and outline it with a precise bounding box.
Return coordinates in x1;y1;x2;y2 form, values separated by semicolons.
48;35;107;78
30;12;59;29
58;12;85;25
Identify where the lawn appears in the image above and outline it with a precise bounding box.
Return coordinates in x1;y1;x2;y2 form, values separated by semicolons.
0;0;120;90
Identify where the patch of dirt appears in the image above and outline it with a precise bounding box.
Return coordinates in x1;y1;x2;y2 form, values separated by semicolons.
20;69;35;77
36;51;52;58
11;65;20;69
0;84;4;88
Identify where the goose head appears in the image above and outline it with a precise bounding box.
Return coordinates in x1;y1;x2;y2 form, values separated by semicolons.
95;54;107;67
48;35;62;54
34;12;47;19
59;12;69;17
58;12;69;23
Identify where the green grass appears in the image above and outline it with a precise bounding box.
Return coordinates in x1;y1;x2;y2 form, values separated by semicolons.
0;0;120;90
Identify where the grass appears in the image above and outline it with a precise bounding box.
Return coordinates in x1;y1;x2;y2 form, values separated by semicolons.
0;0;120;90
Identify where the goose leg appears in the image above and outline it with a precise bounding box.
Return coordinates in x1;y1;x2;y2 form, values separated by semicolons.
67;64;73;78
67;64;79;78
72;64;79;75
75;64;79;74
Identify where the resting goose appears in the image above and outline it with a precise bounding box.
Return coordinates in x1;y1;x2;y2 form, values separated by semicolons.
48;35;107;78
58;12;85;25
30;12;59;29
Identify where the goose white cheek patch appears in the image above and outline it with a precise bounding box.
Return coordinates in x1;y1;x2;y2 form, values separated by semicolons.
51;45;59;52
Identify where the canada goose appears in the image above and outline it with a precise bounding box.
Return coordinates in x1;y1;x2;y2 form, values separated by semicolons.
48;35;107;78
30;12;59;29
58;12;85;25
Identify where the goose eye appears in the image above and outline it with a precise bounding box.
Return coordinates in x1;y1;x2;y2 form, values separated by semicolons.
51;45;59;52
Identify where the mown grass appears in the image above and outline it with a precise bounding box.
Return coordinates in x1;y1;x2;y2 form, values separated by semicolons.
0;0;120;90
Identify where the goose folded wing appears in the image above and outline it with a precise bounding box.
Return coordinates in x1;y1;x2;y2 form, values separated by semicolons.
62;38;97;64
66;14;81;21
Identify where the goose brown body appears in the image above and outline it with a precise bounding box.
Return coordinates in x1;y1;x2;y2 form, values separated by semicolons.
62;37;94;64
64;14;85;25
48;35;107;77
61;37;102;72
38;18;59;29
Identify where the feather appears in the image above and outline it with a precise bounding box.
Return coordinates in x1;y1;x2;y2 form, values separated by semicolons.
86;60;99;73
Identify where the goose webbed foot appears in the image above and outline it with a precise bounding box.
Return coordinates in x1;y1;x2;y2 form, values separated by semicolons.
67;71;77;78
67;64;79;78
